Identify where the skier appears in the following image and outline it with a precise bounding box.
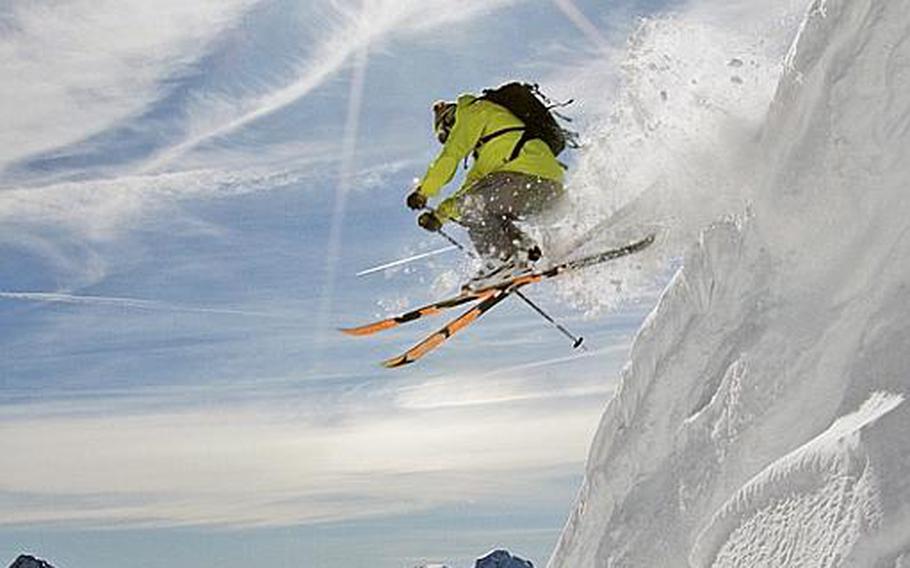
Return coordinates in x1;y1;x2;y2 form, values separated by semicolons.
405;84;569;285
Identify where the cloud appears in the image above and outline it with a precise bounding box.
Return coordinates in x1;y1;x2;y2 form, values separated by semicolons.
0;138;417;296
0;291;290;318
396;347;627;410
550;0;614;54
141;0;526;172
0;161;323;242
0;379;606;528
0;0;256;175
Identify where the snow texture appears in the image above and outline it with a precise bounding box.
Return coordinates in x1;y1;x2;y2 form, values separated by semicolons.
549;0;910;566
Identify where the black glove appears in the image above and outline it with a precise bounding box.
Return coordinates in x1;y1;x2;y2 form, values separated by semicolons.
406;190;427;211
417;211;442;232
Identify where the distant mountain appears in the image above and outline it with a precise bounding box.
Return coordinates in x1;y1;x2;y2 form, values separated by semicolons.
8;555;56;568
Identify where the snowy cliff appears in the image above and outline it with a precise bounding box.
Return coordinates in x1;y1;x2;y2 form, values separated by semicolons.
549;0;910;566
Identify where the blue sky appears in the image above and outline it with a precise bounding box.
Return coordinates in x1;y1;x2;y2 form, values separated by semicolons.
0;1;676;566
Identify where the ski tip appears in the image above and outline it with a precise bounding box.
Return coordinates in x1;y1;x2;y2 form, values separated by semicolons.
339;326;372;337
339;320;397;337
338;326;364;336
381;355;411;369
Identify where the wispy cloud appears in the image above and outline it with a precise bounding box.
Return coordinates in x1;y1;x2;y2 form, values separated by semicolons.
0;0;256;175
141;0;525;172
0;162;324;242
550;0;613;54
0;319;631;528
397;347;627;410
0;291;289;318
313;41;370;368
0;145;414;295
0;378;605;528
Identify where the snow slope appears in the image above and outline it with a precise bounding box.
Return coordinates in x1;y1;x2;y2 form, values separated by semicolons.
549;0;910;566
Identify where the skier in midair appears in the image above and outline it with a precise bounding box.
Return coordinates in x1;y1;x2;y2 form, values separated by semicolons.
405;85;568;285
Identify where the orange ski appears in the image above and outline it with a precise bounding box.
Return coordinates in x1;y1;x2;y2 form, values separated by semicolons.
381;286;517;368
339;288;495;337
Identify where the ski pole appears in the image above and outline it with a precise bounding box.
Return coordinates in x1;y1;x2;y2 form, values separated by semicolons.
436;227;470;255
513;288;584;349
432;224;585;350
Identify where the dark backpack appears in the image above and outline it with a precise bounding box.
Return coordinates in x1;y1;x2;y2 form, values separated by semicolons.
474;82;578;162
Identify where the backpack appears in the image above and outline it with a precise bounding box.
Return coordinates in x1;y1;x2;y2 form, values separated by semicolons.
473;82;578;162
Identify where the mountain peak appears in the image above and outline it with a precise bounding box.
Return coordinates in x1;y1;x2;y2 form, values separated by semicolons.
8;555;56;568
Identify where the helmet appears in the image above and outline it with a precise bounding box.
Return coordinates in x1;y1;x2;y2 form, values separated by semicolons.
432;100;457;144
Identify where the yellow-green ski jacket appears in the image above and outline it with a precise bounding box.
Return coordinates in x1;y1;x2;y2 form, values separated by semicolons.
417;94;565;222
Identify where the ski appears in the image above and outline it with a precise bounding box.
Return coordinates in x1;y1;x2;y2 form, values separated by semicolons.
342;233;655;338
339;288;495;337
381;286;517;368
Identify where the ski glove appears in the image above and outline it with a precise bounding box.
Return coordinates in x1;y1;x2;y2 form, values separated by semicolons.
406;190;427;211
417;211;442;232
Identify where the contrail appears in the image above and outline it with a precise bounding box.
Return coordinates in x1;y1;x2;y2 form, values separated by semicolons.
0;291;289;318
313;40;370;366
551;0;613;54
139;46;354;173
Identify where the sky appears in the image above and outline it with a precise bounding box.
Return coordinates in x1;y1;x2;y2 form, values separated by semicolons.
0;1;680;566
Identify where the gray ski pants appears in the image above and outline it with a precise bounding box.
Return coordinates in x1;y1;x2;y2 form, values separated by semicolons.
456;171;564;260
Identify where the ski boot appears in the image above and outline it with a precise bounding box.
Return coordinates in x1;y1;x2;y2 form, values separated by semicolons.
462;245;542;292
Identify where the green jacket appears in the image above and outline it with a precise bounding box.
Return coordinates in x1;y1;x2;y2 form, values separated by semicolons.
417;94;565;222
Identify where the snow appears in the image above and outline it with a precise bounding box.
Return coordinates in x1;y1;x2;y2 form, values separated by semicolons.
548;0;910;566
